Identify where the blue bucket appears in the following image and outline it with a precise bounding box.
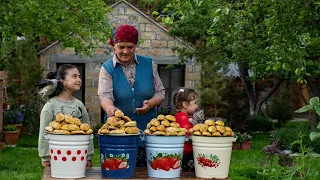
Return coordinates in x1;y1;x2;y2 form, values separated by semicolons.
98;134;140;178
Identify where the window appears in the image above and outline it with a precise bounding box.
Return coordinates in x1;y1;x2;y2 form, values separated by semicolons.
158;64;185;107
56;63;85;103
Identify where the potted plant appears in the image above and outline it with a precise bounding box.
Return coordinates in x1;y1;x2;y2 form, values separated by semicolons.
240;133;252;150
3;125;19;145
3;109;24;137
232;132;241;150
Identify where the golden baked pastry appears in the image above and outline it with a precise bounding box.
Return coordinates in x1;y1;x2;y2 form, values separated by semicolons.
202;132;211;136
61;124;80;131
146;123;151;129
170;122;180;128
80;123;89;131
216;125;226;134
165;131;178;136
118;120;126;126
161;120;170;127
101;123;109;129
120;126;125;130
115;109;124;117
55;113;65;122
193;131;201;136
85;129;93;134
107;117;120;127
60;121;67;126
150;126;157;132
122;116;132;122
45;126;54;132
156;125;165;131
193;124;201;131
165;127;176;133
125;127;140;134
123;121;137;127
223;131;232;136
152;131;165;136
208;126;217;133
204;119;215;126
157;115;165;120
108;126;117;130
73;118;81;126
71;130;85;134
144;129;151;135
212;132;221;137
150;119;160;126
49;121;62;130
199;124;209;133
53;130;71;134
225;127;232;132
64;114;73;124
100;129;110;134
165;115;176;122
215;120;224;126
109;129;125;134
177;131;186;136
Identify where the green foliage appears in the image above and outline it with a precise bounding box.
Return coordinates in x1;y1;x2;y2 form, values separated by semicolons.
266;88;293;125
246;115;273;132
3;125;17;131
296;97;320;141
199;61;227;118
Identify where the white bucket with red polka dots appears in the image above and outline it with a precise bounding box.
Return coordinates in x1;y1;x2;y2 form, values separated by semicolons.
47;133;91;178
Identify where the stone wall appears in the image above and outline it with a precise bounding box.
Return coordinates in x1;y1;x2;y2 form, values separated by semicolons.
39;0;201;127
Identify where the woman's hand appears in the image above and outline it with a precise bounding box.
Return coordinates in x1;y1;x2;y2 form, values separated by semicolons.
136;100;152;114
86;160;92;167
106;105;118;117
42;161;50;167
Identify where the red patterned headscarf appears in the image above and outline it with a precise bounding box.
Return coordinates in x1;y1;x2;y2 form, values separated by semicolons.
109;24;139;46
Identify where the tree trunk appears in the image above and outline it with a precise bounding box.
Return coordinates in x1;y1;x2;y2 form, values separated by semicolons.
238;63;284;116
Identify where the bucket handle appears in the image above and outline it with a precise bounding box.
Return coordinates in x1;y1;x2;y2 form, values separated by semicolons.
139;130;145;142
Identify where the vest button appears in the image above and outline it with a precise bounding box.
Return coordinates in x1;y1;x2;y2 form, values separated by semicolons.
133;110;136;113
131;88;134;91
132;99;135;102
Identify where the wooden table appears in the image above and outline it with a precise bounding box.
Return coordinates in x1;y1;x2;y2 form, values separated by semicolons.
42;167;230;180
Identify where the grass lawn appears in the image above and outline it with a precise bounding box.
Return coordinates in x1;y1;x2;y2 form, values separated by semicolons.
1;133;319;180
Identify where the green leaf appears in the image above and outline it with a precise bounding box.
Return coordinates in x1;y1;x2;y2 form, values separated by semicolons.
307;60;314;65
306;73;311;76
309;97;320;106
282;63;289;70
152;11;159;16
310;132;320;141
266;66;271;71
295;105;313;113
314;106;320;116
162;8;168;13
317;122;320;129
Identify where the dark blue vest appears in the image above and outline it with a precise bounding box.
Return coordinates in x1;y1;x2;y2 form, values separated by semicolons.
102;55;157;144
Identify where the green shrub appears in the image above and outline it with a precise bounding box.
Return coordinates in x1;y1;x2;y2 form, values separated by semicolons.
246;115;273;132
4;125;17;131
266;88;293;125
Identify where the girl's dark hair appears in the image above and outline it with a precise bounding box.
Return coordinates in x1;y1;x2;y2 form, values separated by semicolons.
173;88;198;111
51;64;77;97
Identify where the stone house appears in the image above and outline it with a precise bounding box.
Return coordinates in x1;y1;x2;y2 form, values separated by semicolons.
38;0;201;126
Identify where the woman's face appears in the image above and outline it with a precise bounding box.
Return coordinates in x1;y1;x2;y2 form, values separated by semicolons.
61;68;82;92
114;42;136;64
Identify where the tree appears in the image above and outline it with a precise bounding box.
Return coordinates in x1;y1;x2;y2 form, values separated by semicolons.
157;0;320;121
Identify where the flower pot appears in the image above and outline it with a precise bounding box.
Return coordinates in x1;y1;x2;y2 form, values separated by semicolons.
3;131;19;145
7;124;22;137
240;142;252;150
232;142;240;150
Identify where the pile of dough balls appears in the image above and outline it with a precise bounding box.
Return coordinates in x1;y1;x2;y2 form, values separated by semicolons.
45;113;92;135
190;120;234;137
144;115;187;136
98;110;140;134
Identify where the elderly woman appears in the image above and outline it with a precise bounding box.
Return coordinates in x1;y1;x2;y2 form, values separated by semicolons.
98;24;165;167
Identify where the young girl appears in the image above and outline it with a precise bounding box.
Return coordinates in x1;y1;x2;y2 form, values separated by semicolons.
173;88;199;171
38;64;94;168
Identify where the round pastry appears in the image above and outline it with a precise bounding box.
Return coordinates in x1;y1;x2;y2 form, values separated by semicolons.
193;131;201;136
150;126;157;132
49;121;62;130
146;123;151;129
54;130;71;134
85;129;93;134
109;129;125;134
157;115;165;120
73;118;82;126
64;114;73;124
123;121;137;127
193;124;201;131
45;126;54;132
161;120;170;127
150;119;160;126
215;120;225;126
199;124;209;133
80;123;89;131
177;131;186;136
108;126;117;130
170;122;180;128
118;120;126;126
208;126;217;133
55;112;65;122
225;127;232;132
156;125;165;131
71;130;85;134
60;121;67;126
165;115;176;122
115;109;124;117
202;132;211;136
152;131;165;136
61;124;80;131
100;129;110;134
144;129;151;135
212;132;221;137
204;119;215;126
122;116;132;122
125;127;140;134
216;125;226;134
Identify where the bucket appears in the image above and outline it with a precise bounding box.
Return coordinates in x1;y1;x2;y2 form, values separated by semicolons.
192;136;235;179
47;133;91;178
145;136;185;178
98;134;140;179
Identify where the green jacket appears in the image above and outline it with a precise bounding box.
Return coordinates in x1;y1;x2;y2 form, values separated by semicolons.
38;97;94;161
